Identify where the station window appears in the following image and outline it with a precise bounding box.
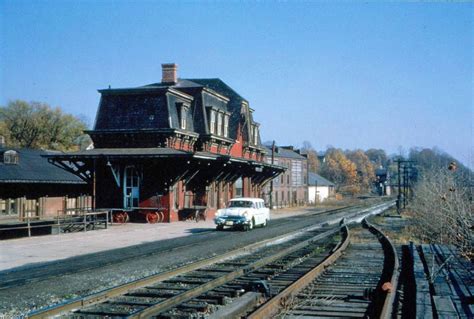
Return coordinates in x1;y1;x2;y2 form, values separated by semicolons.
234;177;243;198
223;114;229;137
210;110;216;134
253;126;259;145
180;105;188;130
0;199;18;216
217;112;223;136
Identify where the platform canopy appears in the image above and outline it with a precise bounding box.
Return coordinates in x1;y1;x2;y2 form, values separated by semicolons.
43;148;284;187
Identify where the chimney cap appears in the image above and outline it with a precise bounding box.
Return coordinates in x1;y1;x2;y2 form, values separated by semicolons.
162;63;178;68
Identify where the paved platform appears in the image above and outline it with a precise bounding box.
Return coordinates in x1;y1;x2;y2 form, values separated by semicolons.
0;208;314;272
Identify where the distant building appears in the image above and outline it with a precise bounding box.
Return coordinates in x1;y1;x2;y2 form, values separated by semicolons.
375;167;391;196
0;146;91;220
317;151;326;164
264;145;308;208
307;172;335;203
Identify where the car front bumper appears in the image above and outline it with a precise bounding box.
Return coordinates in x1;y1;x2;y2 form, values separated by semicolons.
214;216;251;227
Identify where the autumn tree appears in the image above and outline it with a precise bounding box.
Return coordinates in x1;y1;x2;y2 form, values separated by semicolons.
0;100;88;151
320;148;358;195
301;141;320;173
346;150;376;192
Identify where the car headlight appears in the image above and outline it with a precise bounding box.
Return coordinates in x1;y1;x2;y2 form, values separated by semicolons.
243;211;249;219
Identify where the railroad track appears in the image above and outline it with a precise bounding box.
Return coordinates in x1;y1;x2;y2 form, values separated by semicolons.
28;200;395;318
248;218;399;319
1;199;389;292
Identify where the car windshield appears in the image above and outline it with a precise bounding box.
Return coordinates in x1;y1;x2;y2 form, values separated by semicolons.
228;200;254;208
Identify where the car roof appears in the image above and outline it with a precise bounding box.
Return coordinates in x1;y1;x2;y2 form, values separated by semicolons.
230;197;263;202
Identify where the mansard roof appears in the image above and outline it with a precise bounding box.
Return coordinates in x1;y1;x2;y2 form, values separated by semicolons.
93;77;264;150
185;78;248;103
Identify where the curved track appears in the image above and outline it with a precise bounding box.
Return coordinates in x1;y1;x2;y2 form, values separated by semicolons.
248;218;398;319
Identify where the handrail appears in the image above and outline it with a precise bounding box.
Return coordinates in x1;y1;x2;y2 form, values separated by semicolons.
0;211;109;235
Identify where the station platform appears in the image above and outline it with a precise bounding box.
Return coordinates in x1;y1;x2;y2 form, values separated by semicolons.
0;207;315;272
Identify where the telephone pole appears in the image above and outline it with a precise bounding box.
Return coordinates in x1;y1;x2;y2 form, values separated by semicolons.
269;141;275;209
397;160;401;213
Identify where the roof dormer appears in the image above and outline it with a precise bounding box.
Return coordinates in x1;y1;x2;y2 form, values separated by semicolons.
3;150;19;165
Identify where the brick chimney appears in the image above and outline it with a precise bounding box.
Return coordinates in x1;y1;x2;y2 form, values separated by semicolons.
162;63;178;84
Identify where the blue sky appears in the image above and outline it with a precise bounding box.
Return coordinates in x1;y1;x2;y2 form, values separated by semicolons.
1;1;472;166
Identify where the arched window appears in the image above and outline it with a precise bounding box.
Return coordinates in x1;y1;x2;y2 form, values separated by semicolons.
4;150;19;165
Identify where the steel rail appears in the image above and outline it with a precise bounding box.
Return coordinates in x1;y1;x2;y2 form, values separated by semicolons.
247;220;350;319
363;218;400;319
130;227;340;318
247;213;398;319
28;201;394;318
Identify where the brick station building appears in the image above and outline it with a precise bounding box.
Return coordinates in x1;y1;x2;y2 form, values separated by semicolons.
46;64;284;223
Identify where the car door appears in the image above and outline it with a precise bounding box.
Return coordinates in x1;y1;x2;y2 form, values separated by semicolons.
254;201;264;225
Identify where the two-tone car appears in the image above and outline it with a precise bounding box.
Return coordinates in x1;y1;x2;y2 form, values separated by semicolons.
214;197;270;231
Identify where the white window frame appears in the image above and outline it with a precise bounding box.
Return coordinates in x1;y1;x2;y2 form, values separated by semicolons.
253;126;258;145
223;114;229;137
217;112;223;136
210;110;216;134
180;106;187;130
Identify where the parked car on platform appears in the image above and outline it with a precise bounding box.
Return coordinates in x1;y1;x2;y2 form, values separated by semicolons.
214;197;270;231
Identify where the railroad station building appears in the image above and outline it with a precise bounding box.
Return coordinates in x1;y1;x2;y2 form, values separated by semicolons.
263;145;308;208
0;144;91;221
46;64;284;223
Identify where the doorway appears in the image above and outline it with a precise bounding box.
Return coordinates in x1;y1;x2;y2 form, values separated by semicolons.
124;166;140;208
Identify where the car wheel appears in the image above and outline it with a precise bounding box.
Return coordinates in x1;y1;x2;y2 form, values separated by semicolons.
248;218;255;231
216;225;224;231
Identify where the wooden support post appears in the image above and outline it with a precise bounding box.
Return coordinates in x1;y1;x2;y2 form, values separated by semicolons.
92;159;97;210
27;215;31;237
57;208;61;234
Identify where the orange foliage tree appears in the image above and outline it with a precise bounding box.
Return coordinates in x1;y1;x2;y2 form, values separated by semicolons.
346;150;376;193
321;148;358;195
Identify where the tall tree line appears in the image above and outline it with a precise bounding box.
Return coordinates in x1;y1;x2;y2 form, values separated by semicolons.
301;141;471;197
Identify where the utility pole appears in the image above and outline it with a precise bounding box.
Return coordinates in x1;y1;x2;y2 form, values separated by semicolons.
397;160;401;213
269;141;275;209
403;166;408;209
